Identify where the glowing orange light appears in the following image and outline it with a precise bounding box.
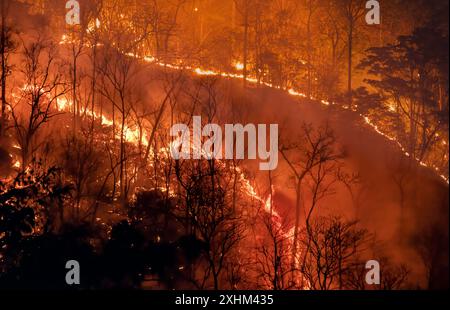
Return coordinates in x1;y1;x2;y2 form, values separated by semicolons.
233;61;244;71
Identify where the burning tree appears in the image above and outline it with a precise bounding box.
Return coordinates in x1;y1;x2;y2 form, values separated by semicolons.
0;0;16;137
300;216;369;290
280;123;342;282
358;25;449;170
10;35;67;170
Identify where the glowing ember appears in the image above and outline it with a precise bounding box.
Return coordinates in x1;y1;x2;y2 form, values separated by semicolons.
233;61;244;71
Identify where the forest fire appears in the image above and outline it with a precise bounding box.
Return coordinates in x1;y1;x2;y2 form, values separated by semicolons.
0;0;448;295
98;36;449;183
59;27;448;183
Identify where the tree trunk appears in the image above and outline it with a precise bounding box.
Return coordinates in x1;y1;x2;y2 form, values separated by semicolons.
347;22;353;108
306;0;313;99
0;1;7;137
243;1;248;88
291;179;302;283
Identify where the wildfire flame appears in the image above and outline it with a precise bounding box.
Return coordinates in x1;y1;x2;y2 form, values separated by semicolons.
233;61;244;71
57;34;450;185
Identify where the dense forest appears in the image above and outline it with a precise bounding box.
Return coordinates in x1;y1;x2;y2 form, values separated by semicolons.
0;0;448;289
